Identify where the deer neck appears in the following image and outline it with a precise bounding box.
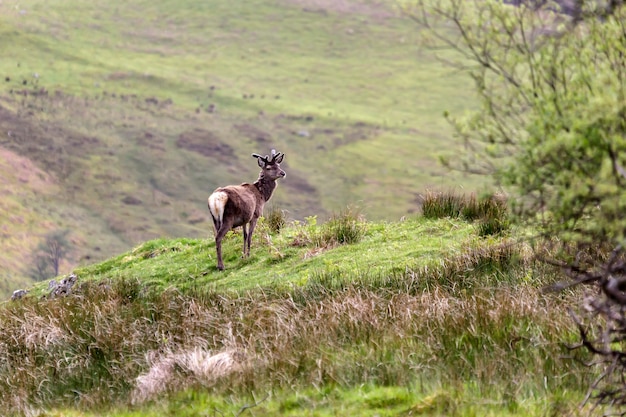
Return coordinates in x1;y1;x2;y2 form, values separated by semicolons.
254;174;277;202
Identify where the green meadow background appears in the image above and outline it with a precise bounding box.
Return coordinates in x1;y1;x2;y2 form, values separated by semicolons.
0;0;485;293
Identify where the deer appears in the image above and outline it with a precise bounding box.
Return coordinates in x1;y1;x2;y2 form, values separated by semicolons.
207;149;286;270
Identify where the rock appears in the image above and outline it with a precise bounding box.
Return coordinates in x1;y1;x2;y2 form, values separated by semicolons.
11;289;28;301
49;273;78;298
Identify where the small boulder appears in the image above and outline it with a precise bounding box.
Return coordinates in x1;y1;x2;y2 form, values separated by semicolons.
49;273;78;298
11;289;28;301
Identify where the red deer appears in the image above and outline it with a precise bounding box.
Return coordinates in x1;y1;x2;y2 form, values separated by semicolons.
208;150;286;270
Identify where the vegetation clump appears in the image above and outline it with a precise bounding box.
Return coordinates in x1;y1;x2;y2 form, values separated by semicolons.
422;191;510;236
289;207;367;251
317;206;367;246
264;205;287;234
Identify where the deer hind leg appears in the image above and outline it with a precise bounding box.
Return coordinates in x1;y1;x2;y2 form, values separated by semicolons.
208;191;229;270
214;219;233;271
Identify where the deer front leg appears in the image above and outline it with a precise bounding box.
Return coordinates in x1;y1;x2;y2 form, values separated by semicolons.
242;223;249;258
245;217;258;257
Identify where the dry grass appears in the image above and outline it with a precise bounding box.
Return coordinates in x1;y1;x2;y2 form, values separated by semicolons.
0;250;587;414
132;348;244;404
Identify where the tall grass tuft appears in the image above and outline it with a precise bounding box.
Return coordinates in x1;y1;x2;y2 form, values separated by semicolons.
422;191;510;236
317;206;367;246
422;191;465;219
290;208;367;250
264;205;287;234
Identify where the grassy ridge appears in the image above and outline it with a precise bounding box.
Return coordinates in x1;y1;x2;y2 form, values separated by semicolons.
0;0;485;291
0;207;591;416
69;215;480;293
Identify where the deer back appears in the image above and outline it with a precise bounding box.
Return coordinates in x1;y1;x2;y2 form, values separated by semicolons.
218;183;263;227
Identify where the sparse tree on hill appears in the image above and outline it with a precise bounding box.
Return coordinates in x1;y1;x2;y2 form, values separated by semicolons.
407;0;626;410
29;230;70;281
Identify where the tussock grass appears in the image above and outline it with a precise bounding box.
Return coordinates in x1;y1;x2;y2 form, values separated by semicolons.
422;191;510;236
289;208;367;251
264;205;287;235
422;191;466;219
317;206;367;247
132;348;244;404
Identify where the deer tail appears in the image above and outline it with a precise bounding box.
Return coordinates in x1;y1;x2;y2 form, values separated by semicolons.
208;191;228;231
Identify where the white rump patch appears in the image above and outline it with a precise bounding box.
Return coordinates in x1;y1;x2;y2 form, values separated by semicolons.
208;191;228;223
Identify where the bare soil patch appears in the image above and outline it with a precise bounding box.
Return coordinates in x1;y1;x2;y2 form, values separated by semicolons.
175;129;234;160
234;123;272;147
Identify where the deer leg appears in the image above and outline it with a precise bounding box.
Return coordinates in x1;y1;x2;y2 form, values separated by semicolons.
242;223;249;258
214;221;232;271
246;218;258;257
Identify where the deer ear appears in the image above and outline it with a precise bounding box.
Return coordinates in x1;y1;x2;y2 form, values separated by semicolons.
274;153;284;164
252;153;266;168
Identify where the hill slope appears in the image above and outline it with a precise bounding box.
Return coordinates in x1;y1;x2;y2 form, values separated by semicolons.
0;0;480;293
0;214;589;416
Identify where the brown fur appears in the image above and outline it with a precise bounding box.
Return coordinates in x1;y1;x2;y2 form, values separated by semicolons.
208;151;285;270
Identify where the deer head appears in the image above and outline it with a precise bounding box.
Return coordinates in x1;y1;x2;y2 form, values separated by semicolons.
252;149;286;180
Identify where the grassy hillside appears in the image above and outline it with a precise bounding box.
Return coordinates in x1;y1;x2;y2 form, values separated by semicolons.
0;205;593;416
0;0;483;293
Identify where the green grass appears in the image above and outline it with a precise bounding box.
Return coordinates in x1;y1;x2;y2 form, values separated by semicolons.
61;216;478;294
49;386;586;417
